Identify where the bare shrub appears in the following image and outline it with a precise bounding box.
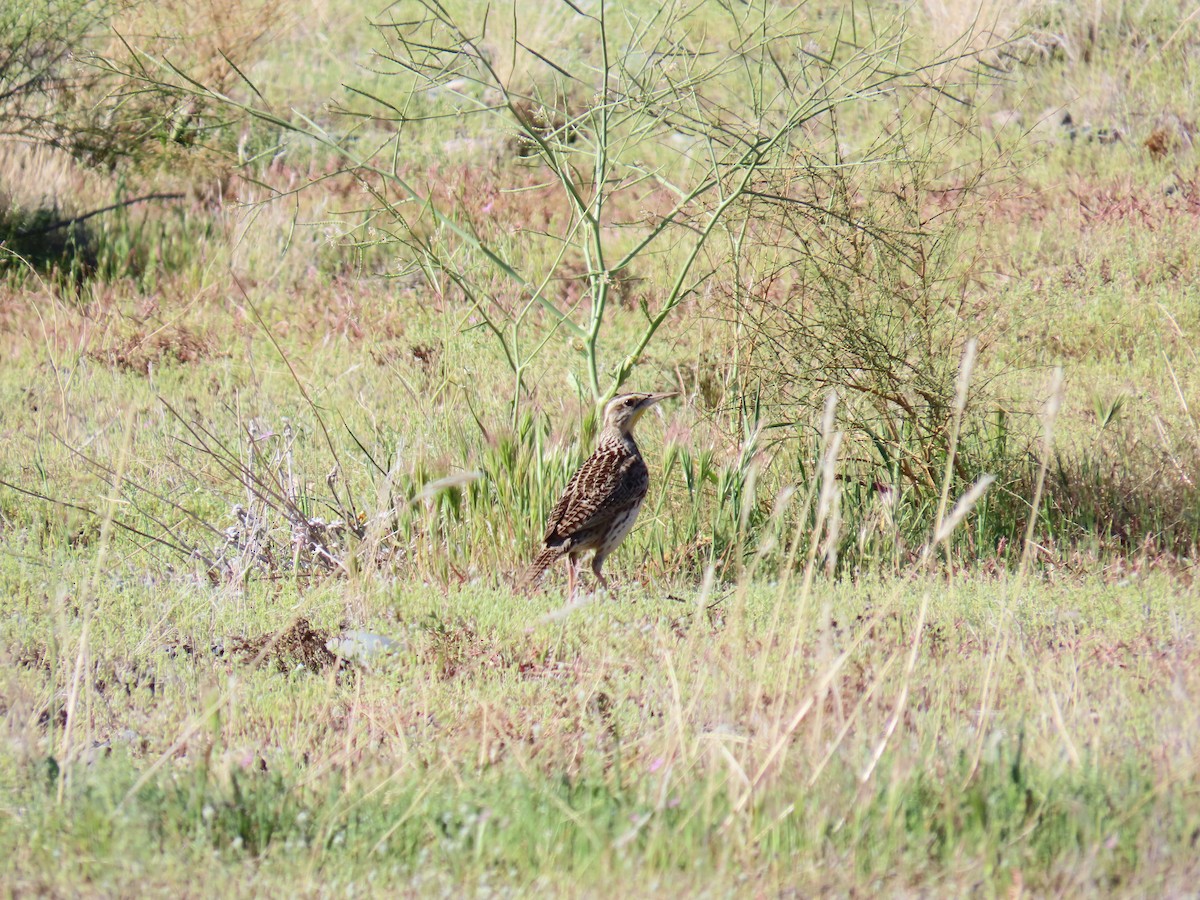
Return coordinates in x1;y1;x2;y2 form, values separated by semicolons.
719;82;1017;552
104;0;1018;408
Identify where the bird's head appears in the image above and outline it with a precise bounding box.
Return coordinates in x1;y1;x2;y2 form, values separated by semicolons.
601;392;678;436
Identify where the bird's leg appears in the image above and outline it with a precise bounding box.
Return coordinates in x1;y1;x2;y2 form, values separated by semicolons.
592;557;610;597
566;553;579;602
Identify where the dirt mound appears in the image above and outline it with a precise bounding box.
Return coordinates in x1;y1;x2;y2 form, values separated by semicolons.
91;325;213;375
229;618;339;674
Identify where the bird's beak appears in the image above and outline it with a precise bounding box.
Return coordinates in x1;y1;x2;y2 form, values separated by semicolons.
638;391;678;412
633;391;678;420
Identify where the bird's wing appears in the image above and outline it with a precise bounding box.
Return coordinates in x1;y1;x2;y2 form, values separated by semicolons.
543;447;643;545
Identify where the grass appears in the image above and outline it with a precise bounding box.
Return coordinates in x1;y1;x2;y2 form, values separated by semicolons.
2;0;1200;894
3;570;1198;894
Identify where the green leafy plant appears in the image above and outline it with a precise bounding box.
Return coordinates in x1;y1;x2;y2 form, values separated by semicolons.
101;0;1011;410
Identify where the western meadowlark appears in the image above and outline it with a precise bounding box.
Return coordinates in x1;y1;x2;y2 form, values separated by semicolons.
521;391;676;597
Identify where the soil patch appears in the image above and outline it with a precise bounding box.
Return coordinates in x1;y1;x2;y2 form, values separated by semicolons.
229;617;340;674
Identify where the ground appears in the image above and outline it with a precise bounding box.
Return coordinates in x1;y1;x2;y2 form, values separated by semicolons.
1;0;1199;895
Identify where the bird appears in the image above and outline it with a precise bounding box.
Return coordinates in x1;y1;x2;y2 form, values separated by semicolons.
521;391;677;598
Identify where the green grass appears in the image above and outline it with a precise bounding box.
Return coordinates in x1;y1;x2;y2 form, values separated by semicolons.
3;0;1200;893
2;568;1198;894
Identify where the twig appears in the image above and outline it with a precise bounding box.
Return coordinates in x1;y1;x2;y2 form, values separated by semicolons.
12;193;185;237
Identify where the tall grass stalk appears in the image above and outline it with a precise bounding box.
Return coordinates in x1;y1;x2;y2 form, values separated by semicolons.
965;367;1064;786
931;338;978;562
57;404;136;804
780;401;844;699
730;340;998;821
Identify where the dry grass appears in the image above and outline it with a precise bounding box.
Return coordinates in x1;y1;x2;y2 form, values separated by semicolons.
2;0;1200;894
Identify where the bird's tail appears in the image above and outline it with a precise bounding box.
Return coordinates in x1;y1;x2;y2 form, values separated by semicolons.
518;546;564;593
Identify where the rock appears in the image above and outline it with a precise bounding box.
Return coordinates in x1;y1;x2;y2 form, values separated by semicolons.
326;630;401;666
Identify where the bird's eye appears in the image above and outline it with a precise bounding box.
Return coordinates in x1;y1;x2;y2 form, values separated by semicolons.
625;398;636;407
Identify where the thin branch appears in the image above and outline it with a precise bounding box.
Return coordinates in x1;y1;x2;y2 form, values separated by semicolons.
13;193;185;237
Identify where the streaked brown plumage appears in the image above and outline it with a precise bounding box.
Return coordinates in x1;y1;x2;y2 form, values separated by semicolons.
521;392;676;596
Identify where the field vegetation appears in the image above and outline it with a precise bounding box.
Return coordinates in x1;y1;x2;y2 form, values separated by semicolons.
1;0;1199;893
